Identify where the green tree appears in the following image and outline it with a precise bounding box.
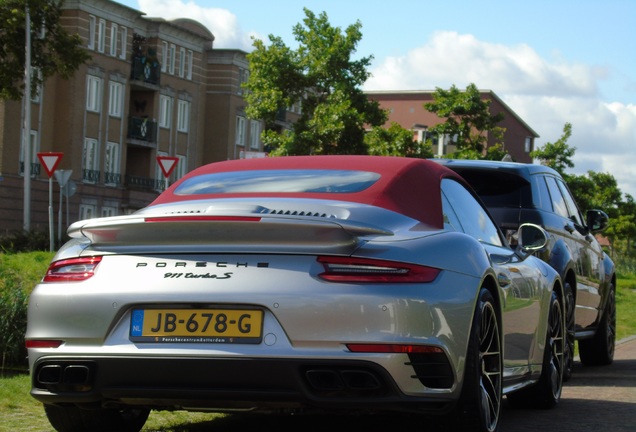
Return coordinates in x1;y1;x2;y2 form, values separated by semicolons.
365;122;434;158
0;0;91;100
244;8;386;155
530;122;575;176
424;83;505;155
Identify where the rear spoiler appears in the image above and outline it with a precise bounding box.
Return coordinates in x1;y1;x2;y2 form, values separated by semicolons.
68;214;393;254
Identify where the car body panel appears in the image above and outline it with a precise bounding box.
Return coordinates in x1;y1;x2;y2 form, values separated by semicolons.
27;156;562;426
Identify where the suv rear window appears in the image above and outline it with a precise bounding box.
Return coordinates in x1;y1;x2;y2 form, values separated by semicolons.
453;169;532;208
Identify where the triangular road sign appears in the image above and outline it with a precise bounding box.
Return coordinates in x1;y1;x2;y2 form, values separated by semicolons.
37;152;64;178
157;156;179;178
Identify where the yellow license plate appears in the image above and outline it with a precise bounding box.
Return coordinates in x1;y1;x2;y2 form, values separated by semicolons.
130;308;263;344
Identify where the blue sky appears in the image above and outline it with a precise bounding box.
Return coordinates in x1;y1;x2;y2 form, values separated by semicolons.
118;0;636;198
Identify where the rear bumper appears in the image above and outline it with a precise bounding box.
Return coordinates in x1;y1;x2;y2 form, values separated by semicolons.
30;356;454;415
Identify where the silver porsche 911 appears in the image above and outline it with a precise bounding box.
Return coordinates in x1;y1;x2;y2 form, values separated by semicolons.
26;156;564;432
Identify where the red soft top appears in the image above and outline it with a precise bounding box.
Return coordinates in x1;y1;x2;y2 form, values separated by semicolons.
150;155;464;228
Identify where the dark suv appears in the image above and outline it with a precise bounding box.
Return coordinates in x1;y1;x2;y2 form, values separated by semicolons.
436;159;616;380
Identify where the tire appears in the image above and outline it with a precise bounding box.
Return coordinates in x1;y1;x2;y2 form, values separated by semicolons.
507;290;564;409
579;285;616;366
563;281;575;382
453;288;502;432
44;404;150;432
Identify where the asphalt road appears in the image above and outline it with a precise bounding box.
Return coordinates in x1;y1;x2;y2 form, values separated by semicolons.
500;335;636;432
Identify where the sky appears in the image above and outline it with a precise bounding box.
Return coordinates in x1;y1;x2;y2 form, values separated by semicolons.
118;0;636;199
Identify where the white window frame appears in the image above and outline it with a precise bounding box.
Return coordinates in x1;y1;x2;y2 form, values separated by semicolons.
177;100;190;132
235;116;246;146
20;130;39;176
524;136;532;153
249;120;260;149
104;141;120;186
86;75;102;112
161;41;168;72
110;23;118;56
176;155;187;179
101;206;117;218
108;81;123;117
88;15;96;49
119;26;127;60
169;44;176;75
159;95;173;129
179;47;186;78
79;204;97;220
83;138;99;184
186;49;193;80
97;19;106;53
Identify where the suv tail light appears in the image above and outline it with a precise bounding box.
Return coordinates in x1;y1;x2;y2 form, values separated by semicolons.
43;256;103;282
317;256;440;283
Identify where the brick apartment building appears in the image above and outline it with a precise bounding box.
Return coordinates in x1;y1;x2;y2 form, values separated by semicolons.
0;0;270;235
366;90;538;162
0;0;536;237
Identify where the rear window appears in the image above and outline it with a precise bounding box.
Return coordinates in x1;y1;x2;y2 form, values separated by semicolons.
174;169;381;195
454;169;531;208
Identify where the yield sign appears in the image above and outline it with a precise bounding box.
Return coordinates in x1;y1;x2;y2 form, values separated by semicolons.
156;156;179;178
37;152;64;178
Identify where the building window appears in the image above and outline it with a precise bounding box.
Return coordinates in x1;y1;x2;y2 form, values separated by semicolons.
86;75;102;112
88;15;96;49
159;95;173;129
101;206;117;218
108;81;123;117
104;141;120;186
110;23;118;56
161;41;168;72
238;68;249;95
236;116;246;146
249;120;260;149
169;44;176;75
186;50;193;80
119;26;127;59
20;130;39;177
83;138;99;184
524;136;533;153
177;100;190;132
79;204;97;220
179;47;186;78
176;155;187;179
97;19;106;53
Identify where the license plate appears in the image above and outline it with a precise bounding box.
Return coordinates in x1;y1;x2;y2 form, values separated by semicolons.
130;308;263;344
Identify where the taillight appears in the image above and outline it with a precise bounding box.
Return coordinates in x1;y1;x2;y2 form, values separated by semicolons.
25;340;64;349
346;343;444;354
43;256;103;282
317;256;440;283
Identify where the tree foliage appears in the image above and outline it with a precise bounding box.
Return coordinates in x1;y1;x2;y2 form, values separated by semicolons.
365;122;433;158
244;8;386;155
530;122;575;176
424;83;505;155
0;0;91;100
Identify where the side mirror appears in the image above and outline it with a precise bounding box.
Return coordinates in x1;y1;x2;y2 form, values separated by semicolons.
517;223;548;254
587;209;609;233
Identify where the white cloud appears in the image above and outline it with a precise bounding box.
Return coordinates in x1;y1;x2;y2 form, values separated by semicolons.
137;0;257;50
365;31;636;198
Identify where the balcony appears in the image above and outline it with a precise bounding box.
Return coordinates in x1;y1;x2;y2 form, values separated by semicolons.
104;172;122;187
128;117;157;143
125;175;165;192
82;169;101;184
131;56;161;86
19;162;41;177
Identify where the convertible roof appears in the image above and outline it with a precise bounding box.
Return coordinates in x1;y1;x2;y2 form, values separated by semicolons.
151;155;465;228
